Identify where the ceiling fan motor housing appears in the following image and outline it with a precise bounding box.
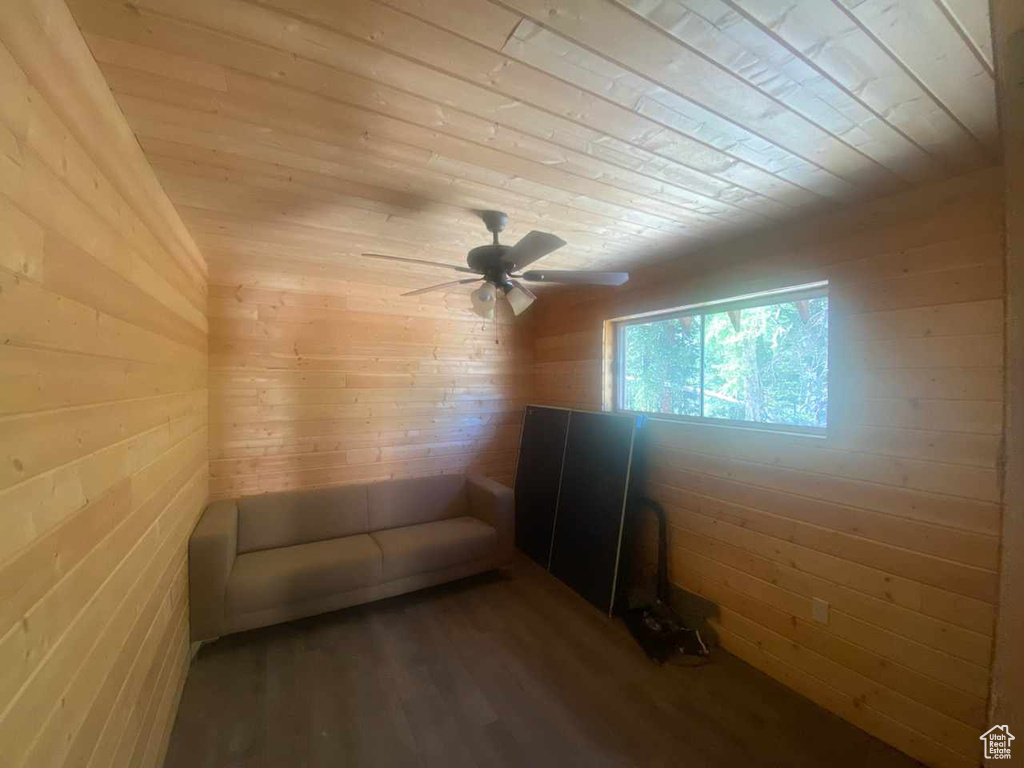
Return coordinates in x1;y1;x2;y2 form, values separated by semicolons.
467;244;513;287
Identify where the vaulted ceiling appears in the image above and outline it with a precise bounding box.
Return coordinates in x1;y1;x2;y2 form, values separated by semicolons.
68;0;998;290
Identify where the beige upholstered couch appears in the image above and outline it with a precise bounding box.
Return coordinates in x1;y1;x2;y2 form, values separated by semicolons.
188;474;514;641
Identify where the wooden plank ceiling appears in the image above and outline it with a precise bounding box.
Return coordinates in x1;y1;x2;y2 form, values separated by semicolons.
67;0;998;294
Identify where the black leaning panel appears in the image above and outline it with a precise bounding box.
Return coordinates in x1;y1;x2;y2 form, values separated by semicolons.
549;411;636;614
513;405;570;568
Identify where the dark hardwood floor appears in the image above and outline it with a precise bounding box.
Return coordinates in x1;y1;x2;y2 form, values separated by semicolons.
165;557;921;768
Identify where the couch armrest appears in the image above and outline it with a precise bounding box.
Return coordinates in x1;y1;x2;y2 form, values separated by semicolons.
466;474;514;565
189;500;238;641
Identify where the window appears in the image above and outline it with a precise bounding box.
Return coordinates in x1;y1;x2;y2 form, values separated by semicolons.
615;283;829;432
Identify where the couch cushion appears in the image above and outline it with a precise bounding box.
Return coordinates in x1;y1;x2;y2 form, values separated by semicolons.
371;517;497;581
227;534;381;617
367;474;468;531
236;485;369;554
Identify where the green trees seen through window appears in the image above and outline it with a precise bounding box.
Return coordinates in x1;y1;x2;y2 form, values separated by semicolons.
619;293;828;430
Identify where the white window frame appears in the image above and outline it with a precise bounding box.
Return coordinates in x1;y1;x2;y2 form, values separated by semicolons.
612;281;830;437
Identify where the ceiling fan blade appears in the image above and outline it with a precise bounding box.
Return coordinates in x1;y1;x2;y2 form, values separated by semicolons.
504;279;537;316
362;252;479;274
500;231;566;271
519;270;629;286
401;278;482;297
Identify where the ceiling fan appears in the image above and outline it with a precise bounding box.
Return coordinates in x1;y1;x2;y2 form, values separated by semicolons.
362;211;629;319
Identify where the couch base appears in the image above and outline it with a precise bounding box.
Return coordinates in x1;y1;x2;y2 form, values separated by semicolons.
220;554;505;638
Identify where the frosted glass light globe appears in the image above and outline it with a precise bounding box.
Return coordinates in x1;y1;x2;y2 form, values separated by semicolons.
470;282;496;319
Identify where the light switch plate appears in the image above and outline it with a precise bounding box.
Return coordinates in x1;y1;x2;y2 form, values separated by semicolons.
812;598;829;625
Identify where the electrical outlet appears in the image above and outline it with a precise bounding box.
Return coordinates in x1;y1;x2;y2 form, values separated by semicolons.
812;598;829;625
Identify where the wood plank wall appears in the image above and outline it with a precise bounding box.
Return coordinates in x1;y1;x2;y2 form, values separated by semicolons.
207;262;531;499
532;168;1005;768
0;1;208;766
990;0;1024;739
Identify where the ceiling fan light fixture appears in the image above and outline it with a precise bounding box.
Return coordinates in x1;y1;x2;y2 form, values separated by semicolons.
470;281;497;319
504;283;536;316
